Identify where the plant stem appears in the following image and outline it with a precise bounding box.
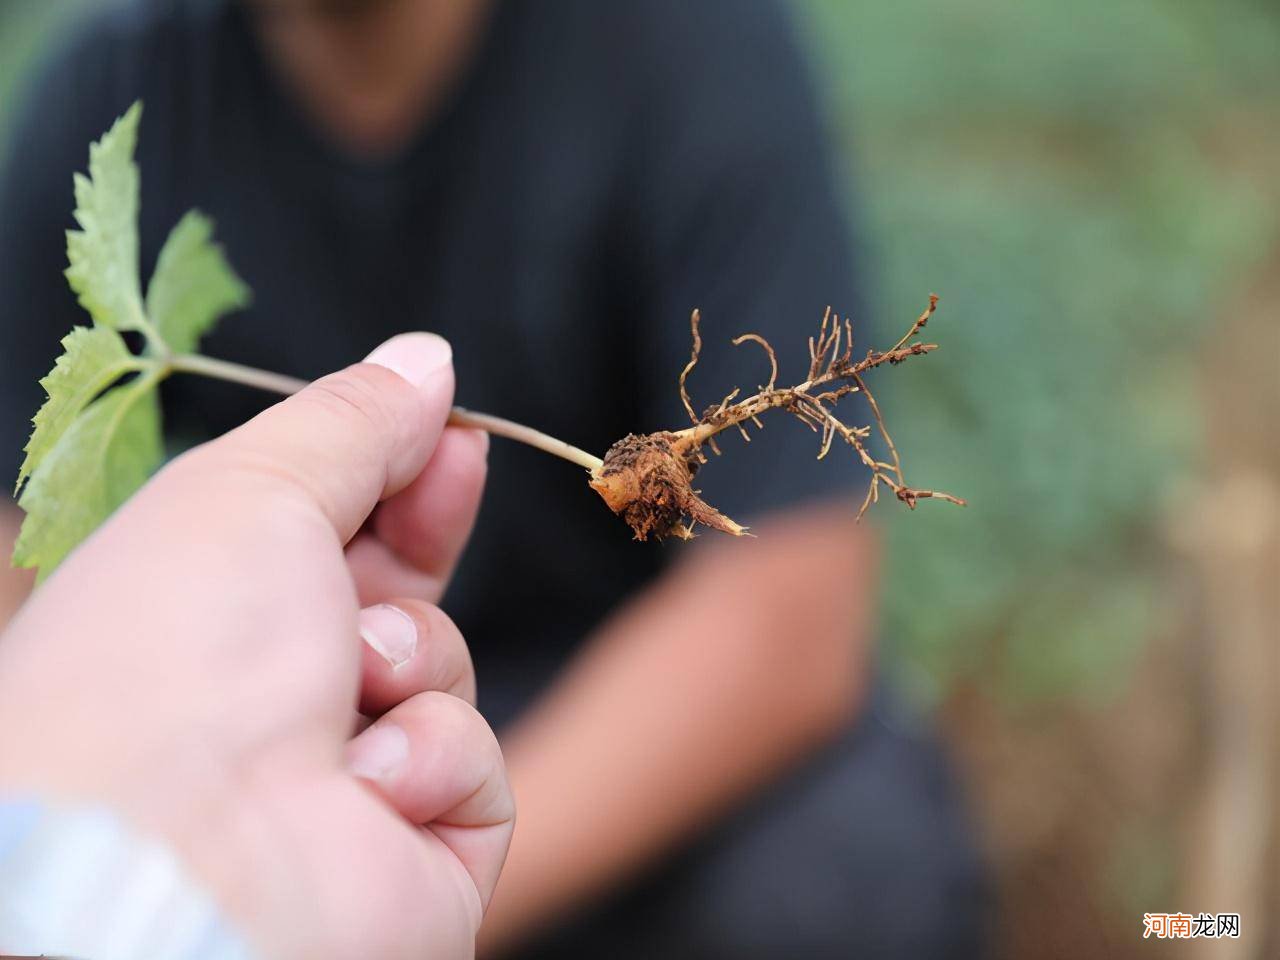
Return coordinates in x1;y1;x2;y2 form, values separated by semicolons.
444;407;603;471
167;353;603;471
169;353;309;395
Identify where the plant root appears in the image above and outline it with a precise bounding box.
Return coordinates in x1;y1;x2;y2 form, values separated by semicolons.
587;297;965;540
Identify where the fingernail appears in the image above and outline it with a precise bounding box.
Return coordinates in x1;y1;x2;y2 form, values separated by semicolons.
365;332;452;387
359;604;418;669
345;723;409;782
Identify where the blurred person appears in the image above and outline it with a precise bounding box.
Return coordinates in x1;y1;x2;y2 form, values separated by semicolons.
0;0;983;957
1;333;513;960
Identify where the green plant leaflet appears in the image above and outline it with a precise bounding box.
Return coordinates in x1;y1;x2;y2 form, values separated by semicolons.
12;102;248;581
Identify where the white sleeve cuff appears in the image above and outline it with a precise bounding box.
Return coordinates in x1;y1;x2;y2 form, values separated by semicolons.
0;798;256;960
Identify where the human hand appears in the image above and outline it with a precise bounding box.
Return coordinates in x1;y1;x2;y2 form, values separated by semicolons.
0;333;512;959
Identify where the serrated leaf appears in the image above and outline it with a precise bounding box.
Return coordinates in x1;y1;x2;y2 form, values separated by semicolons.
15;326;137;495
146;210;250;354
13;380;162;581
64;101;146;331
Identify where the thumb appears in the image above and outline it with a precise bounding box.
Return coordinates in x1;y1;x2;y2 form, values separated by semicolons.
188;332;456;543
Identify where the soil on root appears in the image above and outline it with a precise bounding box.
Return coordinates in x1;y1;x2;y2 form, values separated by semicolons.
588;432;747;541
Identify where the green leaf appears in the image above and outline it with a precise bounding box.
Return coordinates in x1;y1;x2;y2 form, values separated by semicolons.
15;326;138;495
13;379;163;581
146;210;250;354
64;101;146;331
13;102;260;580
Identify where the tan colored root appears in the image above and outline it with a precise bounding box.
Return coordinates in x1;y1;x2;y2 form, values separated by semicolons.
588;432;748;541
589;296;965;539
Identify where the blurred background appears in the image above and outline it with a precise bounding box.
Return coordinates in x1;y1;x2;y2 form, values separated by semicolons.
800;2;1280;956
2;0;1276;956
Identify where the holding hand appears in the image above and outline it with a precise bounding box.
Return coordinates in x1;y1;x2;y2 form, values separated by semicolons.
0;333;512;960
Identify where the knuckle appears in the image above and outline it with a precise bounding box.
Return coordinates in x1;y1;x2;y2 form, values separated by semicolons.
199;440;340;535
301;368;406;440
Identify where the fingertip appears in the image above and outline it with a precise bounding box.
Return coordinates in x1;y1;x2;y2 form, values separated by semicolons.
345;721;411;782
358;598;476;715
363;332;453;389
343;692;513;920
360;334;456;432
359;603;418;670
346;691;511;827
438;426;489;478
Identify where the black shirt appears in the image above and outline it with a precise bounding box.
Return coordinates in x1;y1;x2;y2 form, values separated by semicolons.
0;0;861;725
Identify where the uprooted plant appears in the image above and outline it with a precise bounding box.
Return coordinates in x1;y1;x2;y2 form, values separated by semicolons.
11;102;964;582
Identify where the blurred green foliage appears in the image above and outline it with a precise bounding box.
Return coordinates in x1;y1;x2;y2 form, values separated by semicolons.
796;0;1280;705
